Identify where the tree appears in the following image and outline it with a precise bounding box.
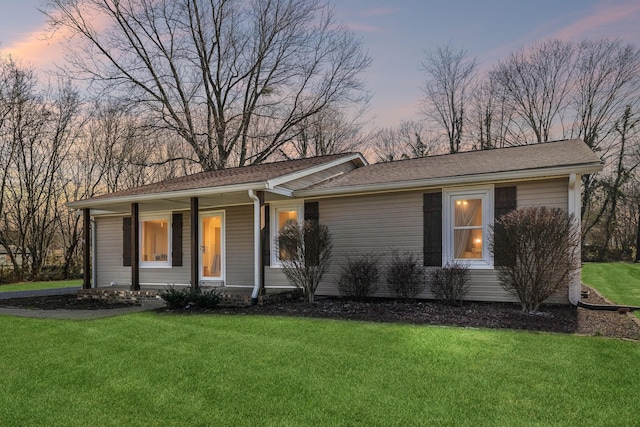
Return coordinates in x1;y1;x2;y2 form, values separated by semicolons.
277;219;332;304
421;43;477;153
490;207;580;312
0;58;81;280
490;39;575;145
45;0;371;171
370;119;439;162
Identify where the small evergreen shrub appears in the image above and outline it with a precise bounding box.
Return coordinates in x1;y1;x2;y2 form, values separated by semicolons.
160;286;220;310
337;252;380;300
429;261;470;305
386;251;426;299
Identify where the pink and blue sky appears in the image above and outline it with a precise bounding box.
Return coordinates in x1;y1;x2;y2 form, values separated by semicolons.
2;0;639;127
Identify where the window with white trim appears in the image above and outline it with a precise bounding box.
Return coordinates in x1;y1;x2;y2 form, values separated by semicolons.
140;215;171;268
271;203;303;266
443;187;493;268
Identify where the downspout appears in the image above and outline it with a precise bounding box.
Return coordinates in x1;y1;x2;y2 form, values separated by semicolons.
91;218;97;288
248;190;261;305
568;173;581;306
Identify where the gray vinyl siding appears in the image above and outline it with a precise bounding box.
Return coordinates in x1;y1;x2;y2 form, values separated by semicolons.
95;217;132;287
224;205;254;286
517;178;568;210
95;205;255;288
312;178;571;304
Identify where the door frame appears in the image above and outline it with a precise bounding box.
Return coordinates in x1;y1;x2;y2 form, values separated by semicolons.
199;210;226;283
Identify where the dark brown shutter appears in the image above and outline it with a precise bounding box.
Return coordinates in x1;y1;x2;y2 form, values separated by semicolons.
123;217;132;267
304;201;319;222
494;186;517;266
304;201;320;266
262;204;270;266
423;192;442;266
172;213;183;267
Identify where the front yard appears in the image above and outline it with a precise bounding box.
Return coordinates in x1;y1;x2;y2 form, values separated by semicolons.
0;312;638;426
582;262;640;307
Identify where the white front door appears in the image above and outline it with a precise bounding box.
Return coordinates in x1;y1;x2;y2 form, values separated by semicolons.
200;212;225;282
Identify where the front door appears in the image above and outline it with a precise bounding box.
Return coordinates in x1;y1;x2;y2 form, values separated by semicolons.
200;212;225;282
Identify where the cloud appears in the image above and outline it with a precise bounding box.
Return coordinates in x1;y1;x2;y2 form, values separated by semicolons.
344;22;381;33
551;0;640;42
1;26;67;70
363;8;397;17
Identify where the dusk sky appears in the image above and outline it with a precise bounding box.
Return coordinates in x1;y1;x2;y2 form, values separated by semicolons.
1;0;639;128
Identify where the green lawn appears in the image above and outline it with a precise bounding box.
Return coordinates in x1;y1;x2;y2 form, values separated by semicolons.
0;313;638;426
582;262;640;306
0;279;81;293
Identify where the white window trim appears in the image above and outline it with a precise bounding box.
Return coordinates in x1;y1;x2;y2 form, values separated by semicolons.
270;202;303;267
199;210;226;283
139;213;172;269
443;185;494;269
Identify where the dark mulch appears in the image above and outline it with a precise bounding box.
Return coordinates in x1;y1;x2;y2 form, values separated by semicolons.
2;285;639;340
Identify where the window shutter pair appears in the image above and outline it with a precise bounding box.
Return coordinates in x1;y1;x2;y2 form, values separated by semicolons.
122;213;183;267
423;187;517;267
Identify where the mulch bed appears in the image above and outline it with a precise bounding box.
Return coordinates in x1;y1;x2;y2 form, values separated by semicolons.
2;285;639;340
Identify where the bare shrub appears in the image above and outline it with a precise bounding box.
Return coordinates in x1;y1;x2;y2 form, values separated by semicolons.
278;220;333;304
429;261;470;305
337;252;380;300
386;251;426;299
490;206;580;312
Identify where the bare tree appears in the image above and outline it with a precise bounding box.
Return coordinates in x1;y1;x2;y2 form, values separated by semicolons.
490;39;575;144
421;43;477;153
0;59;80;280
280;104;369;159
370;119;440;162
44;0;371;170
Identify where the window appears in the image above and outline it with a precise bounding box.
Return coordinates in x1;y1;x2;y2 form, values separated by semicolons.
271;203;302;266
140;215;171;268
443;187;493;268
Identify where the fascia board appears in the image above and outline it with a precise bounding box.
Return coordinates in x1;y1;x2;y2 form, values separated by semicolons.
294;163;603;198
66;182;268;210
266;153;367;188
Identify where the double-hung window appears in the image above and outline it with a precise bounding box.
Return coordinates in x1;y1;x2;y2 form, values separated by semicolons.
140;215;171;268
271;203;303;266
443;187;493;268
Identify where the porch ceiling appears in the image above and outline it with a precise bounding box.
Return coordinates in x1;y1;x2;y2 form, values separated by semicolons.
89;189;294;215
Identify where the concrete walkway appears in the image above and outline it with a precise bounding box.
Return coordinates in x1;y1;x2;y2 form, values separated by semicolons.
0;287;165;320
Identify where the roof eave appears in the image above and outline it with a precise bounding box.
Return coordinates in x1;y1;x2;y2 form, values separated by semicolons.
266;153;367;188
66;181;269;210
294;162;603;198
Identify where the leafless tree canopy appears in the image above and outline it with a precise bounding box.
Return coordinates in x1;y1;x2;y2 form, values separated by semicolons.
45;0;371;170
421;43;477;153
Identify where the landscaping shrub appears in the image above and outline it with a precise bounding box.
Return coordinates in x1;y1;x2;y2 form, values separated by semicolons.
278;220;333;304
337;252;380;299
386;251;426;299
490;206;580;313
429;261;470;305
160;286;220;310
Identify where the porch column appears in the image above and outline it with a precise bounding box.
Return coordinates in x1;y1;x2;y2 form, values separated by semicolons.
131;203;140;291
257;191;265;293
190;197;199;289
568;174;581;305
82;208;91;289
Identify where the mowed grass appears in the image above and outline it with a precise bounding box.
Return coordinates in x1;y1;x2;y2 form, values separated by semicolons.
0;313;638;426
0;279;81;292
582;262;640;306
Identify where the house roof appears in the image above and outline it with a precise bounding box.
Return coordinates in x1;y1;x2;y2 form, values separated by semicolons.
296;139;602;196
69;139;602;211
67;153;366;210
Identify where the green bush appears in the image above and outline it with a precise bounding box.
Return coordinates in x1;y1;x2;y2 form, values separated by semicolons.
386;251;426;299
160;286;220;310
429;261;470;306
337;252;380;300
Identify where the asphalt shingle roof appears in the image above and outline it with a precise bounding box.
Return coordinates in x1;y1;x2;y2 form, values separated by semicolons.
307;139;600;191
